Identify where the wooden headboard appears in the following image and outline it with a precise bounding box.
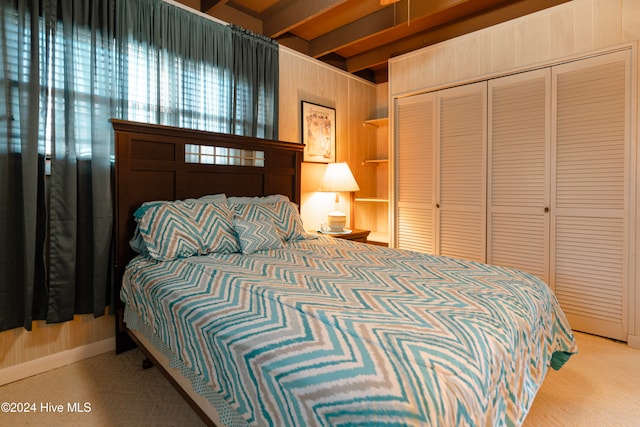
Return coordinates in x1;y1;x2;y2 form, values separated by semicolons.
112;119;303;352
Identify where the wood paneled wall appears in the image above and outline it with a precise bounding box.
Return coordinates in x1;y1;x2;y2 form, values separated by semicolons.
279;47;378;231
390;0;640;97
0;312;114;370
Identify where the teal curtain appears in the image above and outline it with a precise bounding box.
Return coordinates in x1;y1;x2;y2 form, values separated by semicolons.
44;0;115;322
0;0;115;331
115;0;279;139
0;1;44;330
231;25;279;139
0;0;279;332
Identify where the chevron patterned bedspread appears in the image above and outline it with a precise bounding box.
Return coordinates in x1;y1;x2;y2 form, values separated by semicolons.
121;237;577;426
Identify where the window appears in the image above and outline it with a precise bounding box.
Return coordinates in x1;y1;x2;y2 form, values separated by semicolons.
185;144;264;167
41;15;112;174
124;40;231;134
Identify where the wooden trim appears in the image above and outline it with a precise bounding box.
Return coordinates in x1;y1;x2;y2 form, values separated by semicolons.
0;338;115;386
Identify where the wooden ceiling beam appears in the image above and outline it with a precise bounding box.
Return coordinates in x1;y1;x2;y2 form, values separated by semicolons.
344;0;570;73
263;0;350;38
309;8;394;58
201;0;229;14
275;33;312;56
309;0;472;58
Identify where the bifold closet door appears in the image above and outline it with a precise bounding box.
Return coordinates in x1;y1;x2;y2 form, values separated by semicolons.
436;82;486;262
395;92;436;253
551;50;630;341
488;69;551;283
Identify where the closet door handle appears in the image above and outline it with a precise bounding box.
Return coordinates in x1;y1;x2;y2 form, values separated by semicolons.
436;203;440;208
544;207;549;213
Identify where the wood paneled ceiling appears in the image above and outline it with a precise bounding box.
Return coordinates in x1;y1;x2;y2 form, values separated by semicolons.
189;0;570;84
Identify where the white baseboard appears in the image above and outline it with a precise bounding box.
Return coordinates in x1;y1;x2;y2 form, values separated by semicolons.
627;334;640;349
0;337;115;387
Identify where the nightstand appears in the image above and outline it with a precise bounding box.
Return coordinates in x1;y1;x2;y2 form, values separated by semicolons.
319;229;370;243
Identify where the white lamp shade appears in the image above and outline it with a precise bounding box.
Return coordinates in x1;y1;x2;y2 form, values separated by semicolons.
319;162;360;192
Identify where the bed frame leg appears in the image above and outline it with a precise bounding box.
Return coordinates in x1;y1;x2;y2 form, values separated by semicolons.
142;358;154;369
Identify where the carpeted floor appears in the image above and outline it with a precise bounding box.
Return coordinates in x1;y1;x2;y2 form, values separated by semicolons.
525;332;640;426
1;331;638;426
0;348;205;427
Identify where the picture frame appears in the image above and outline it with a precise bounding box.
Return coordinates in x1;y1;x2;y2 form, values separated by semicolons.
301;101;336;163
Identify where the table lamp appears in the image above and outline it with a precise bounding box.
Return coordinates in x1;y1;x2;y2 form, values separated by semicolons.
319;162;360;232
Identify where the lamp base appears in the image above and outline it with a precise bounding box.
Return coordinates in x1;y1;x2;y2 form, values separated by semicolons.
327;211;346;232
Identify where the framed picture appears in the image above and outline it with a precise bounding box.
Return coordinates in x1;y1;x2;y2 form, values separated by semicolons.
301;101;336;163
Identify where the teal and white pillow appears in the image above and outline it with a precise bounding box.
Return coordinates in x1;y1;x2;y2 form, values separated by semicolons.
198;203;242;254
136;201;240;261
130;195;313;260
233;218;283;254
231;201;310;241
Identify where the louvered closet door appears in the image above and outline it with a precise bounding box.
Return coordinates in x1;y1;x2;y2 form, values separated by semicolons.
552;50;630;341
395;92;436;252
437;82;486;262
488;69;550;282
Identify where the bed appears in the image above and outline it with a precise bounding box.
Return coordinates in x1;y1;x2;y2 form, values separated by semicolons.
113;119;578;426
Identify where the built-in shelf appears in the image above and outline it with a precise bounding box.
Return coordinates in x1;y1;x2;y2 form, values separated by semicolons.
363;117;389;127
363;158;388;164
355;197;389;203
354;115;389;247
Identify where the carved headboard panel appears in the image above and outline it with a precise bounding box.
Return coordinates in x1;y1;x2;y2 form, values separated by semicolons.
112;119;303;352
